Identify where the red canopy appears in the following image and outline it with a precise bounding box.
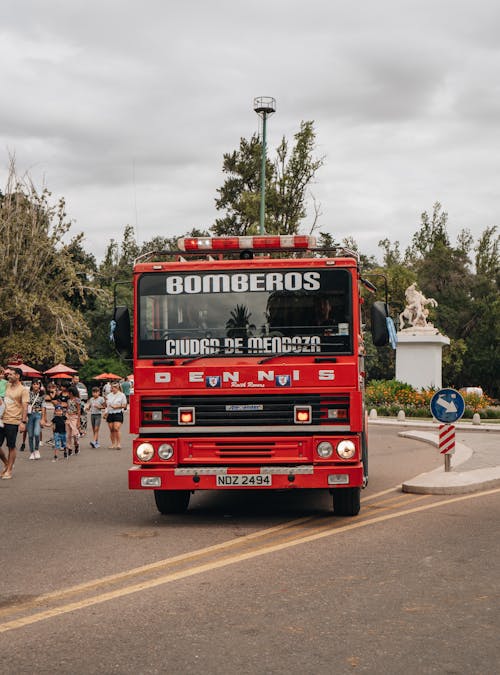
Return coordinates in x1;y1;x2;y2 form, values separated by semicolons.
44;363;78;375
93;372;122;381
49;373;73;380
7;362;42;377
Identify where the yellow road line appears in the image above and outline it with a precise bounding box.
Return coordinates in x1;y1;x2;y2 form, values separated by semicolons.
365;493;429;509
0;514;317;618
1;486;402;618
1;486;498;634
361;486;401;502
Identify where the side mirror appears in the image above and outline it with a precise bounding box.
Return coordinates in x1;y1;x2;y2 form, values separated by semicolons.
371;301;390;347
112;306;132;358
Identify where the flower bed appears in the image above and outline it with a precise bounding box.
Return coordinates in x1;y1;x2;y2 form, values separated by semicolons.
365;380;500;420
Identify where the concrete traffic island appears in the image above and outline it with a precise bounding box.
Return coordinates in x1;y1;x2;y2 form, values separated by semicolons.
400;429;500;495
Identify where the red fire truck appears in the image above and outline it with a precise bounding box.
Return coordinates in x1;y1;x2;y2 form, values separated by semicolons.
113;234;390;516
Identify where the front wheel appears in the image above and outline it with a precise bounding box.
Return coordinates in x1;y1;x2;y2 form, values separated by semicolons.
154;490;190;515
332;487;361;517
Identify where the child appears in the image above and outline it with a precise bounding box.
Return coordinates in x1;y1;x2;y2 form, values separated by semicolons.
65;386;81;456
85;387;105;448
47;406;67;461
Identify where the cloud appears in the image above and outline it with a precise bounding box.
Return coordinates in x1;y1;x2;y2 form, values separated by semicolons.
1;0;499;262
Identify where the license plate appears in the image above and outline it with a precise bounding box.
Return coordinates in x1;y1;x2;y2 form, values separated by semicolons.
216;474;272;487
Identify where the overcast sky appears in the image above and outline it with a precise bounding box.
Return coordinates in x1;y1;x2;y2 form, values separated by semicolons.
1;0;499;263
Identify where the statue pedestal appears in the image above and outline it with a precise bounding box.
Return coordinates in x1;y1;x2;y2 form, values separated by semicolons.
395;331;450;390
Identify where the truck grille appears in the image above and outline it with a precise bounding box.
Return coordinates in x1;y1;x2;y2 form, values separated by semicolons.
141;394;349;428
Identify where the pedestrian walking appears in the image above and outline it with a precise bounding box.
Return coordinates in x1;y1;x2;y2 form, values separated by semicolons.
0;367;29;479
27;380;44;460
42;383;58;447
46;406;67;460
55;382;70;410
86;387;105;448
0;366;7;428
65;386;81;456
105;382;127;449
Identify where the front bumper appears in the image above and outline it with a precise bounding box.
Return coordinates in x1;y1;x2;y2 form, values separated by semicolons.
128;463;364;490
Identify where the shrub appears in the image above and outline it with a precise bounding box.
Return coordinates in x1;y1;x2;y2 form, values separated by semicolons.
365;380;498;419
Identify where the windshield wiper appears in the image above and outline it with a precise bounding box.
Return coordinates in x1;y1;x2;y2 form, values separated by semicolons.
182;348;343;365
259;350;341;364
181;350;227;365
182;348;280;365
257;352;295;364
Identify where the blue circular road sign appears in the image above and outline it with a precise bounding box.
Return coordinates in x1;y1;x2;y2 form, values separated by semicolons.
430;388;465;423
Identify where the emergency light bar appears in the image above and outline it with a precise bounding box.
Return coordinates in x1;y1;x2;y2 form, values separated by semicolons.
177;235;317;252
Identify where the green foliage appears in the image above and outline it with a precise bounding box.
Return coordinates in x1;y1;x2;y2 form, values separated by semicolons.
406;201;450;259
213;121;323;236
442;339;467;387
1;145;497;401
270;121;324;234
78;356;130;383
213;135;268;236
0;158;94;368
374;203;499;398
365;380;499;418
364;330;395;382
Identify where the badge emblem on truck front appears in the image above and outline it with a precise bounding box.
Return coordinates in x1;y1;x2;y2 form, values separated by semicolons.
276;375;291;387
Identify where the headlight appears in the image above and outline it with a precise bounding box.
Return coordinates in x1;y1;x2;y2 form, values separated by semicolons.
317;441;333;458
136;442;154;461
158;443;174;460
337;440;356;459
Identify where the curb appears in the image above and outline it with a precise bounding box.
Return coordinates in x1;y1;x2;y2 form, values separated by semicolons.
369;418;500;433
399;430;500;495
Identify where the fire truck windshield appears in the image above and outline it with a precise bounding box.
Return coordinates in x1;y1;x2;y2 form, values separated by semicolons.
137;269;353;358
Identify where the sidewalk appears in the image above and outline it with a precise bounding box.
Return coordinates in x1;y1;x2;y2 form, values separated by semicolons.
369;417;500;495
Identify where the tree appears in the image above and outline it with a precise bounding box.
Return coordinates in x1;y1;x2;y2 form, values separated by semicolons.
405;203;473;338
460;226;500;396
213;135;268;236
406;201;450;259
85;226;212;362
213;121;323;236
87;225;139;360
78;356;130;382
394;204;499;396
65;234;98;312
270;121;324;234
0;159;92;367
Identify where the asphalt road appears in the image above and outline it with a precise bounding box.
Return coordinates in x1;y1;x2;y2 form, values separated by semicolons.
0;425;498;674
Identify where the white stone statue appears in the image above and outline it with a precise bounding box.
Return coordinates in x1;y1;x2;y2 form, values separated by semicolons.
399;283;438;331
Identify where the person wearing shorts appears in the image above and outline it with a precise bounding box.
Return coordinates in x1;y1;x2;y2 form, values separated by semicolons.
105;382;127;449
86;387;105;448
0;367;29;479
0;366;7;427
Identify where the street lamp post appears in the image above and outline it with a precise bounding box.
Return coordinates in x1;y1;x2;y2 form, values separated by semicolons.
253;97;276;235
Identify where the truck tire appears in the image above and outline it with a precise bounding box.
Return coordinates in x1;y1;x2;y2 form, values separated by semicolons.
332;487;361;517
154;490;190;514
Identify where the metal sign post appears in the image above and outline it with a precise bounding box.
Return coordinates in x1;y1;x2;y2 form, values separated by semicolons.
430;388;465;472
439;424;455;472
